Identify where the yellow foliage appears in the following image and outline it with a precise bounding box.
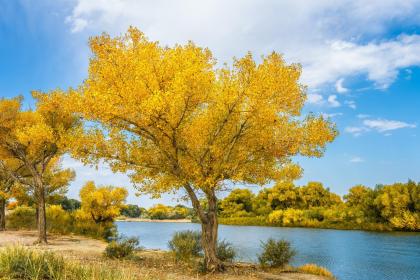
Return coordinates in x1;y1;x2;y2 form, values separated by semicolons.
79;181;128;223
298;263;335;279
46;205;72;234
62;27;336;197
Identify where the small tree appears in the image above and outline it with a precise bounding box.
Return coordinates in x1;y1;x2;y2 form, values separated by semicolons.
63;27;337;270
0;94;78;243
79;181;128;224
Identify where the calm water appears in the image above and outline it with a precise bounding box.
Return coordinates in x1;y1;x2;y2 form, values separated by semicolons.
116;221;420;280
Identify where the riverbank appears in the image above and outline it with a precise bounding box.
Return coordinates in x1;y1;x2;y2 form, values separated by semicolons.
0;231;332;280
116;217;192;223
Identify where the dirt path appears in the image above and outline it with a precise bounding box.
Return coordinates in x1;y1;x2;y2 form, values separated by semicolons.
0;231;331;280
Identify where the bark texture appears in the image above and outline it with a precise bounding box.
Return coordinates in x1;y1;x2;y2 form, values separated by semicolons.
0;198;5;231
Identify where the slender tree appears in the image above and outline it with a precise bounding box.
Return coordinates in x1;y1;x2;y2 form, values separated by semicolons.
0;94;78;243
0;157;33;231
64;27;337;270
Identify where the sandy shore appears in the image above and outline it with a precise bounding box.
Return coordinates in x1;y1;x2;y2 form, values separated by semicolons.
116;217;192;223
0;231;331;280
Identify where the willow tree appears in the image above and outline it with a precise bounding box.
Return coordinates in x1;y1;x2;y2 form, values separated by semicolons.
66;27;337;270
0;94;78;243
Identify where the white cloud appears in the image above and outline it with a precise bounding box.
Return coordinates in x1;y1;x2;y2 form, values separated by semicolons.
321;112;343;118
345;100;357;109
350;156;365;163
345;126;368;136
307;93;324;105
335;78;348;93
363;119;416;132
327;95;341;107
357;114;370;119
65;0;420;89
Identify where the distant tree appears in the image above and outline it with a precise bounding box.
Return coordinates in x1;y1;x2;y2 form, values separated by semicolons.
220;189;255;217
79;181;128;224
148;204;172;220
59;197;81;212
121;204;141;218
298;182;341;208
374;181;419;230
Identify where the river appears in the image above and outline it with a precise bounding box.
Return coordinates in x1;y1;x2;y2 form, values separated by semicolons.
116;221;420;280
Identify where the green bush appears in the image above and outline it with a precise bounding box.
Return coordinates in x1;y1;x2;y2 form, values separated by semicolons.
105;236;140;259
258;238;295;268
0;246;135;280
216;240;236;262
5;206;36;230
168;230;202;261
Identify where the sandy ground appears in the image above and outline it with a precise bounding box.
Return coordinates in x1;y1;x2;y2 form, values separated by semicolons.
0;231;331;280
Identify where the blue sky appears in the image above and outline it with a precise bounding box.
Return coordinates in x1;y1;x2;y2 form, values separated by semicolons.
1;0;419;207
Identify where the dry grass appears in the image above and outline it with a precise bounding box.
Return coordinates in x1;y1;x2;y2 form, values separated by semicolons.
0;231;333;280
298;264;335;279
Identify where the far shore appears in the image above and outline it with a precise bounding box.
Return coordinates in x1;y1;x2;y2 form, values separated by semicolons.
116;217;192;223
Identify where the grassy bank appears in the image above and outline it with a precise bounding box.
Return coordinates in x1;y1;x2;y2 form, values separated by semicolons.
218;217;394;232
0;231;334;280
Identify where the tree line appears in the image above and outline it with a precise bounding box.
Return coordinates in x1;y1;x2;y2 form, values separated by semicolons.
215;181;419;231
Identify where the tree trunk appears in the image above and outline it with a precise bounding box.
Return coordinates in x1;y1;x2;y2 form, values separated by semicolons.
0;198;6;231
35;177;47;244
201;208;222;271
184;184;223;271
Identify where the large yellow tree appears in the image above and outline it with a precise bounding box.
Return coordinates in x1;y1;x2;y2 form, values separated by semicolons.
65;27;337;270
0;94;78;243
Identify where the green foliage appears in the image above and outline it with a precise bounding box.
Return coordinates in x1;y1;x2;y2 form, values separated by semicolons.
5;206;36;230
105;236;140;259
168;230;202;261
220;189;255;217
216;240;236;262
0;246;135;280
59;197;81;212
218;180;419;232
120;204;142;218
258;238;296;268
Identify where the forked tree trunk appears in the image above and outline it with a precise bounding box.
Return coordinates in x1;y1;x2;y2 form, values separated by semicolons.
185;184;223;272
35;176;47;244
0;198;6;231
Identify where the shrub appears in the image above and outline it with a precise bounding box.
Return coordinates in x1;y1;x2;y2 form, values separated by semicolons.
168;230;202;261
46;205;72;234
298;263;335;278
105;236;140;259
5;206;36;230
0;246;135;280
258;238;295;268
71;209;116;240
216;240;236;262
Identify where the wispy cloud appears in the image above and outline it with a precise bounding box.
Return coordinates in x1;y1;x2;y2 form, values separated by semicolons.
328;95;341;107
335;78;348;93
350;156;365;163
363;119;416;132
345;118;416;136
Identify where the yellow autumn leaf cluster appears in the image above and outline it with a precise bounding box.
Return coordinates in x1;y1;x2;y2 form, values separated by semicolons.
61;27;337;197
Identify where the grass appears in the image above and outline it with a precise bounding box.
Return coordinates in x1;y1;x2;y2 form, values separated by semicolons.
298;263;335;279
0;246;136;280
